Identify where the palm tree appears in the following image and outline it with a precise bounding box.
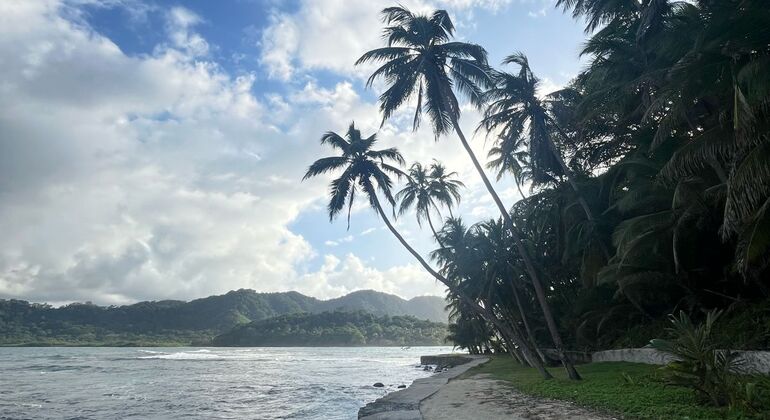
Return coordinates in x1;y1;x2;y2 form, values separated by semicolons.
476;219;547;363
428;161;464;218
480;52;601;230
304;122;551;378
358;5;581;379
396;160;464;245
433;217;549;371
486;134;532;199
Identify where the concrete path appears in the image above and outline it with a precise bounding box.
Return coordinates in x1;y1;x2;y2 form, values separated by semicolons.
420;374;617;420
358;356;488;420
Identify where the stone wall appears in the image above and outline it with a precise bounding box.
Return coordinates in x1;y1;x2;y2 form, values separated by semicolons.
591;348;676;365
591;348;770;375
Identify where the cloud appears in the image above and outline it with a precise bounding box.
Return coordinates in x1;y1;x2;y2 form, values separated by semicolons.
259;12;299;80
297;254;445;299
325;235;354;247
258;0;513;80
0;0;381;304
164;6;209;56
0;0;528;305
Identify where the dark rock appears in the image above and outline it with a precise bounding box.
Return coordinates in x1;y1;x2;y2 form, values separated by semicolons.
397;385;406;389
419;354;474;368
373;382;385;388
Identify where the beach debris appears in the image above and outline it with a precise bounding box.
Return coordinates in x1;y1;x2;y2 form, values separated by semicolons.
397;385;406;389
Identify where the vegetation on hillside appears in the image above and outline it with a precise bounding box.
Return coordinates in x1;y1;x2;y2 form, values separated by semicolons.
212;310;447;347
304;0;770;405
0;289;447;345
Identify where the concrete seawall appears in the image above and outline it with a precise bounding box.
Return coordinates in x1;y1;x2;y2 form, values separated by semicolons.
358;354;488;420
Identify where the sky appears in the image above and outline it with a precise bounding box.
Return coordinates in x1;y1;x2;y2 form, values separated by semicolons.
0;0;588;305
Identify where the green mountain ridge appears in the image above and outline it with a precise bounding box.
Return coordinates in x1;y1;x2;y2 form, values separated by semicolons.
0;289;448;346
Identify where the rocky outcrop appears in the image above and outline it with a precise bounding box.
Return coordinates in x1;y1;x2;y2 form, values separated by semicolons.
419;354;476;369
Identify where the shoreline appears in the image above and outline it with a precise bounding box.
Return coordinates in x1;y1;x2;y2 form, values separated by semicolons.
358;354;488;420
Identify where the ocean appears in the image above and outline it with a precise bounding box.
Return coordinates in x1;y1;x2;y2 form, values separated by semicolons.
0;346;456;419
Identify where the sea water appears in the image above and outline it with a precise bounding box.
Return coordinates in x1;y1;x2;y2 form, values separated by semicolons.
0;346;456;419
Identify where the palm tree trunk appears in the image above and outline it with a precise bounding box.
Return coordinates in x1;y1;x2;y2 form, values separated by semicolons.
496;299;536;366
369;191;552;379
426;212;445;248
515;177;526;200
500;332;528;366
451;117;581;380
510;280;547;364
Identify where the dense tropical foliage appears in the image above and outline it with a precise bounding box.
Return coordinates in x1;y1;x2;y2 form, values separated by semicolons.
213;311;447;347
307;0;770;387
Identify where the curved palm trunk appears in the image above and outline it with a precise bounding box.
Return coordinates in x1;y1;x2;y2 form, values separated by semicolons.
425;212;445;248
510;280;547;364
495;298;536;366
370;192;552;379
515;177;526;200
451;117;581;380
500;332;528;366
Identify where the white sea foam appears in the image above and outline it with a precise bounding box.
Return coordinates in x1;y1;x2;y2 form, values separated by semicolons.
4;346;458;419
138;351;224;360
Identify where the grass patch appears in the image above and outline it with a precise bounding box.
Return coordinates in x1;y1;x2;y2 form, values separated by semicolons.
467;357;760;419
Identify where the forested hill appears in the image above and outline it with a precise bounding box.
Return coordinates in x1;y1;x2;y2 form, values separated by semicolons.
0;289;448;345
212;311;448;347
318;290;447;323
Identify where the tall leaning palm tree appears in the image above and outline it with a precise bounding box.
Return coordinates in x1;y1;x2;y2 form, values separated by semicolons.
357;6;580;379
303;122;551;378
480;52;600;226
397;160;464;244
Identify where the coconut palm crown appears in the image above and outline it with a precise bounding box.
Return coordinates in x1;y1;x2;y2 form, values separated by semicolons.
356;6;492;136
428;161;464;216
396;160;464;238
302;123;405;227
479;52;566;186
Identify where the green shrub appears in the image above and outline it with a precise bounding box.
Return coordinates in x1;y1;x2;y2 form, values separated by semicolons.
650;310;738;406
650;309;770;416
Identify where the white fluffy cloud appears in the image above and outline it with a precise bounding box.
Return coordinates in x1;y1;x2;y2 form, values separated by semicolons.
0;0;526;305
258;0;514;80
0;0;450;304
297;254;446;299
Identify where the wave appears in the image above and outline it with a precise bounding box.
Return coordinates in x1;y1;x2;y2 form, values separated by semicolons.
138;351;225;361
